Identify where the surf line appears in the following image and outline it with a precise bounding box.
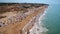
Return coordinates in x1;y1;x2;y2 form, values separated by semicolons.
29;10;48;34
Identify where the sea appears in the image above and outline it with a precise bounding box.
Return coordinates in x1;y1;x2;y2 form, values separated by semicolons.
42;4;60;34
29;4;60;34
0;3;60;34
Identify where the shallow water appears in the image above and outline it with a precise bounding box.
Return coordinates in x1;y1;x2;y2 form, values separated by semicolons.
42;4;60;34
29;10;48;34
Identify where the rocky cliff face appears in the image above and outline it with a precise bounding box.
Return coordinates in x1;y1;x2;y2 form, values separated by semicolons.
29;11;48;34
21;10;48;34
0;3;48;34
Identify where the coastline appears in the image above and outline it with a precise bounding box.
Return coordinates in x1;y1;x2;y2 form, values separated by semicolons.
29;9;48;34
0;3;48;34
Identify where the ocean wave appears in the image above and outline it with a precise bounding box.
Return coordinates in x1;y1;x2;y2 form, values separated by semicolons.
29;11;48;34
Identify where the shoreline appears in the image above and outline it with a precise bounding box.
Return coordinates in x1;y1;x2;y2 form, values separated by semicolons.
29;10;48;34
0;3;48;34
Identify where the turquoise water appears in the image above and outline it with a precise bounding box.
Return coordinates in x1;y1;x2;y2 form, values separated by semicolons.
42;4;60;34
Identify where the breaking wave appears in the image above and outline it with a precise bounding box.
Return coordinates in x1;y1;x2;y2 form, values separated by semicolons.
29;11;48;34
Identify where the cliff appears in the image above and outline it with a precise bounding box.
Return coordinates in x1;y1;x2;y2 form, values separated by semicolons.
0;3;48;34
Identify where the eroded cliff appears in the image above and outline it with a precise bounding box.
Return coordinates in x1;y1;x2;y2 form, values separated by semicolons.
0;3;48;34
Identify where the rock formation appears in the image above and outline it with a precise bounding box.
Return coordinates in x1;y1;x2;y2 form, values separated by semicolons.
0;3;48;34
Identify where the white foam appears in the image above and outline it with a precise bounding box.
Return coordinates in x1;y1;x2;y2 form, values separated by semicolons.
29;11;48;34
